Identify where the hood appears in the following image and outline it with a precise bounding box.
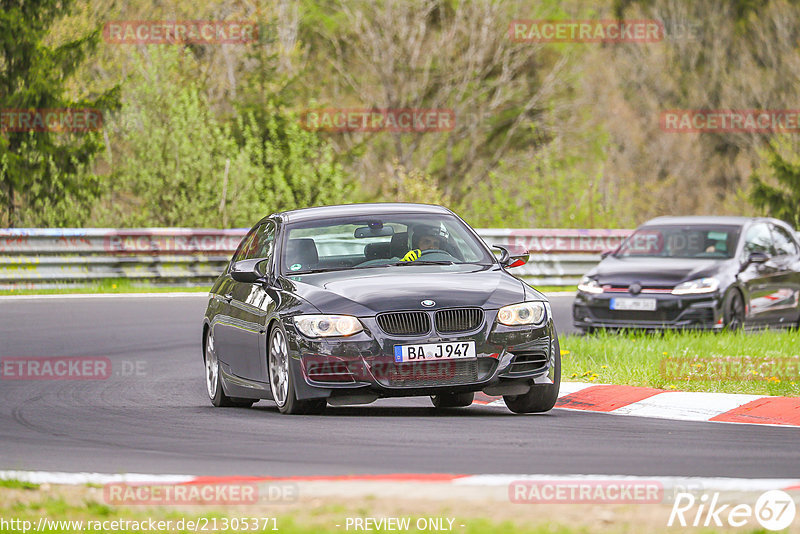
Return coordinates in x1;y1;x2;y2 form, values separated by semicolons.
589;256;730;287
283;264;525;316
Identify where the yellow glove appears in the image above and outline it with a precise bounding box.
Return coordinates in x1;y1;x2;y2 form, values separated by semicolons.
402;249;421;262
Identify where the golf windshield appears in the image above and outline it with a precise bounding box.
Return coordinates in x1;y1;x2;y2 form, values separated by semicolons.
615;225;741;259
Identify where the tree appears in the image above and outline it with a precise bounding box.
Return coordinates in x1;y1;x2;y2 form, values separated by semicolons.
750;137;800;227
0;0;119;226
306;0;567;201
102;47;352;228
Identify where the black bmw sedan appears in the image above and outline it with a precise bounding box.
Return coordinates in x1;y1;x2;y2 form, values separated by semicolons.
202;203;559;414
573;216;800;331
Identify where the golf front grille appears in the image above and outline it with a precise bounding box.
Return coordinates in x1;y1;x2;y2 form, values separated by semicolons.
373;359;479;387
434;308;483;333
376;311;431;336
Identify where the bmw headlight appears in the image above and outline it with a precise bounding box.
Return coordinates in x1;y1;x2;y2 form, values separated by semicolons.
577;276;603;294
294;315;364;337
671;277;720;295
497;301;549;326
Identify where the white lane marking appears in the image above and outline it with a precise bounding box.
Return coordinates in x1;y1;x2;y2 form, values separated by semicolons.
0;292;209;301
543;292;576;297
611;391;763;422
0;471;195;485
453;474;800;492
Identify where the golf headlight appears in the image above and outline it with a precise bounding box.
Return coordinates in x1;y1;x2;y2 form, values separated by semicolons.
672;277;720;295
497;301;548;326
294;315;363;337
578;276;603;294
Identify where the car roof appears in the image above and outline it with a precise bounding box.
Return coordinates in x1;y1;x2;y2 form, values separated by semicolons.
641;215;767;227
273;203;452;223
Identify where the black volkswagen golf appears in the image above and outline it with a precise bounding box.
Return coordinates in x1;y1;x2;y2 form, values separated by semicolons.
573;216;800;331
202;203;559;414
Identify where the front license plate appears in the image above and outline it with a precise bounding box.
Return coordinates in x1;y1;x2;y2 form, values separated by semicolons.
610;298;657;311
393;341;476;363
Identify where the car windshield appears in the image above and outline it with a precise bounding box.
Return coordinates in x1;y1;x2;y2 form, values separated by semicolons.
281;213;494;274
615;225;741;259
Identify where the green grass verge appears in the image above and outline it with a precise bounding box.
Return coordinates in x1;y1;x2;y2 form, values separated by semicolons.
560;329;800;396
0;278;210;296
0;479;39;490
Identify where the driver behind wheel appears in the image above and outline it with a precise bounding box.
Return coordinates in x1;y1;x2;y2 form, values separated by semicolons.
402;224;447;261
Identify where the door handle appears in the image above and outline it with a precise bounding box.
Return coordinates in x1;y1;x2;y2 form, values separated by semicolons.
223;293;233;302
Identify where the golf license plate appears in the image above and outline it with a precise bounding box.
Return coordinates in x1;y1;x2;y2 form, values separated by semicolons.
393;341;476;363
610;298;657;311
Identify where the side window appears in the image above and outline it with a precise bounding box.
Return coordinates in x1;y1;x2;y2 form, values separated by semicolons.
231;227;259;264
771;224;799;256
247;222;276;261
743;223;775;256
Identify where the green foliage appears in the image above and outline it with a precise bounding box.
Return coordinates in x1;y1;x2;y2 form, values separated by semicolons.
0;0;119;227
6;0;800;229
374;161;450;206
101;47;351;228
236;105;355;220
750;136;800;227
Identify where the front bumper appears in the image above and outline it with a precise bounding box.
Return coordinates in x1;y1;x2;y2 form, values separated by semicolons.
283;312;557;401
572;291;724;330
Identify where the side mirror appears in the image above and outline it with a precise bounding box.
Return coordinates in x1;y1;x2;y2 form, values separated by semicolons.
742;251;770;270
493;244;530;269
230;258;270;284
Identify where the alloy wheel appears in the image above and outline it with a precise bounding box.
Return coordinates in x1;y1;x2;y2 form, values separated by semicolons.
269;327;290;407
205;331;219;399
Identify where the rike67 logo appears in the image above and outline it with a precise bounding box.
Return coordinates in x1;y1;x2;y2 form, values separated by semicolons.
669;490;796;531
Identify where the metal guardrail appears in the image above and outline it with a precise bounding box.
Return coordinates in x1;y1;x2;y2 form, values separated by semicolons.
0;228;632;289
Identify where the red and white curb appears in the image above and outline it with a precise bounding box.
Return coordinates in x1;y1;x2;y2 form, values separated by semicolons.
1;471;799;494
474;382;800;427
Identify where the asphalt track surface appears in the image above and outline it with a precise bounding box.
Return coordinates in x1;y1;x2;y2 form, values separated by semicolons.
1;294;798;478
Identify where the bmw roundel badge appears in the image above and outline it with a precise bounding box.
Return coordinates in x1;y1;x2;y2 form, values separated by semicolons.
421;299;436;307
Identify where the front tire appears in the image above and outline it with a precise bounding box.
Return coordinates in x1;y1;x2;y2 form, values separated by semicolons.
268;323;326;415
205;329;254;408
504;334;561;414
431;392;474;408
723;289;745;331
